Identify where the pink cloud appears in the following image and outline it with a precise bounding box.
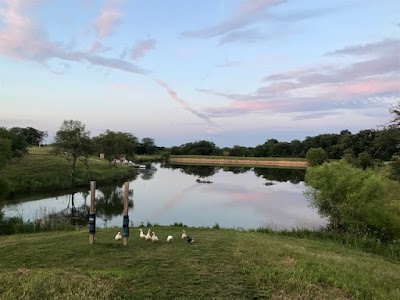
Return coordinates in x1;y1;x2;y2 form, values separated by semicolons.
154;79;213;123
0;0;147;75
110;83;131;90
131;38;156;60
93;0;122;39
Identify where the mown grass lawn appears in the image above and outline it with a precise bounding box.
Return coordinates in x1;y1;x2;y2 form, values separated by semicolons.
0;227;399;299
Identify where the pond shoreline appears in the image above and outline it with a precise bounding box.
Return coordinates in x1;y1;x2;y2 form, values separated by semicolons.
169;157;308;168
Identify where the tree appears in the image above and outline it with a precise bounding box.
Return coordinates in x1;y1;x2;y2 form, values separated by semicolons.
0;138;12;199
306;147;329;166
9;127;48;146
0;127;28;158
305;161;400;241
140;137;156;155
52;120;92;181
94;130;137;166
388;101;400;129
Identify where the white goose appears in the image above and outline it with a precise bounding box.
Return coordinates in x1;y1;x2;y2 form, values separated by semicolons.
139;229;146;239
145;229;152;241
166;235;173;243
115;231;122;241
181;230;187;240
151;231;159;242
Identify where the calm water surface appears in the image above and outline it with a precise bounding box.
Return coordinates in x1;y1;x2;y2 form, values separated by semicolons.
2;164;327;230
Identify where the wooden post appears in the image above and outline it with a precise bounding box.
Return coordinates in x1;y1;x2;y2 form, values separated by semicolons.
122;182;130;246
89;181;96;244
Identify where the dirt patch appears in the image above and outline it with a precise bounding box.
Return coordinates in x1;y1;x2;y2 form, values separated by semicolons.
169;158;308;168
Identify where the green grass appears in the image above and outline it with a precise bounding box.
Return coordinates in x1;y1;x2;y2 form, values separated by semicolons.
171;155;307;161
3;146;137;195
0;227;399;299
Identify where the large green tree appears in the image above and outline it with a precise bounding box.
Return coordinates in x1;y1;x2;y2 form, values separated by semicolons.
9;127;47;146
94;130;137;166
52;120;92;181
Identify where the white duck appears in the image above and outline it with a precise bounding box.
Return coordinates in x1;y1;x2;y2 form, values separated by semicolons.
151;231;159;242
139;229;146;239
181;230;187;240
145;229;152;241
166;235;173;243
115;231;122;241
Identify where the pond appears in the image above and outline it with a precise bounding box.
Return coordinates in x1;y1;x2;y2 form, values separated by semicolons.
2;163;327;230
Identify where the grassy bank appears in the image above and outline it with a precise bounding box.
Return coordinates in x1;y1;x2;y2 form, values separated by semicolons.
2;147;137;195
169;155;308;168
0;227;399;299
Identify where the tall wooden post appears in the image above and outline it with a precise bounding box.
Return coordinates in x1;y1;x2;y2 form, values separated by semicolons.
122;182;130;246
89;181;96;244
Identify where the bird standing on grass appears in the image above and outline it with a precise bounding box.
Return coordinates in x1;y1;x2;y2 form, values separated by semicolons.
151;231;159;242
181;230;187;240
167;235;173;243
139;229;146;239
115;231;122;241
145;229;152;241
186;236;195;244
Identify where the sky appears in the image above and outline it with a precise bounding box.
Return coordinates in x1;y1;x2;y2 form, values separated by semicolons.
0;0;399;147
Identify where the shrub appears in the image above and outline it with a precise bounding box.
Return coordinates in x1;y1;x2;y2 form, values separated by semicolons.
305;160;400;241
306;147;329;166
390;155;400;181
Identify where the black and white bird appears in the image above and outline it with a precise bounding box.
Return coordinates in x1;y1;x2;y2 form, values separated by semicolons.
186;236;195;244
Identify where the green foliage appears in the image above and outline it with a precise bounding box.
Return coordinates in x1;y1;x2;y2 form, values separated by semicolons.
306;147;329;166
171;140;220;155
0;177;10;199
305;161;400;241
9;126;47;146
93;130;138;166
0;127;28;158
52;120;92;180
0;138;12;170
357;151;375;170
390;155;400;181
0;215;75;235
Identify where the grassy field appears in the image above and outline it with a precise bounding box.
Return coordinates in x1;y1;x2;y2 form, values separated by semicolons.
0;227;399;299
2;146;136;195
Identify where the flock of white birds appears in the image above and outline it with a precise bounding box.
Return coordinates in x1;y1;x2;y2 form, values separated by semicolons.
114;229;195;243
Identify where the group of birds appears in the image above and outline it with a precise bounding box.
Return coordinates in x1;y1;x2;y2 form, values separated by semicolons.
114;229;195;244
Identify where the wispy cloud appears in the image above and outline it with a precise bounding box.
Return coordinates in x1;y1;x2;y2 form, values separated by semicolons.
197;39;400;119
181;0;284;43
154;79;213;123
93;0;122;39
130;38;156;60
0;0;148;75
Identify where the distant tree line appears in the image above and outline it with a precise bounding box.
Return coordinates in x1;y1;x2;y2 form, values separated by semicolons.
170;128;398;162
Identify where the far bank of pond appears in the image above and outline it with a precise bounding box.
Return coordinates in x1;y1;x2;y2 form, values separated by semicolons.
170;157;308;168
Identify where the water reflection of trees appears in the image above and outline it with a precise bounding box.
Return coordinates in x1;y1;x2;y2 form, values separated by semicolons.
167;164;220;178
222;166;252;174
253;168;306;184
95;186;134;223
47;193;89;226
139;165;157;180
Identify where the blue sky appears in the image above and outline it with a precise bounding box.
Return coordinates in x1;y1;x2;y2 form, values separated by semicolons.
0;0;399;147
